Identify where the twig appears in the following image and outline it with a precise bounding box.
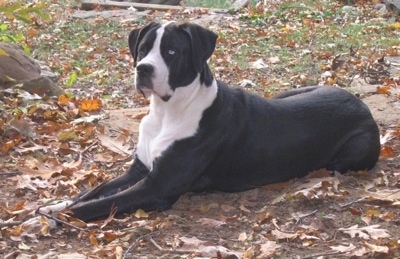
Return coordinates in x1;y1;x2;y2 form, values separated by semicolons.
80;140;98;155
123;231;160;259
0;172;20;177
149;236;195;255
340;197;366;208
295;209;318;224
301;250;347;259
36;210;88;232
0;221;22;228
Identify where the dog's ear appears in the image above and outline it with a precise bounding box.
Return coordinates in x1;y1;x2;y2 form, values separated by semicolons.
180;23;218;73
128;22;159;67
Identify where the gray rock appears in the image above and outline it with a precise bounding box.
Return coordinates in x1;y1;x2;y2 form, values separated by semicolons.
0;42;41;84
36;60;58;82
0;43;63;96
386;0;400;11
20;76;64;97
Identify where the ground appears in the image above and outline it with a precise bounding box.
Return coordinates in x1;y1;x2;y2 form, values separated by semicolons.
1;1;400;258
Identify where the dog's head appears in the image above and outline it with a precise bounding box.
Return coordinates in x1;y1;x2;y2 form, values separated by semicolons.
128;22;218;102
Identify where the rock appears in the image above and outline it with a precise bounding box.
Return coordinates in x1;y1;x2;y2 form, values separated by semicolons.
0;43;63;97
0;43;41;84
374;3;387;11
36;60;58;82
386;0;400;11
20;77;64;97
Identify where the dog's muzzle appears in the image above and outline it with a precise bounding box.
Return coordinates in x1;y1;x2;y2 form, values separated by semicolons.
136;64;154;98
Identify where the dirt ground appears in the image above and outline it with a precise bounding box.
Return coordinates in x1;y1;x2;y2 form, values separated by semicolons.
1;3;400;259
1;66;400;259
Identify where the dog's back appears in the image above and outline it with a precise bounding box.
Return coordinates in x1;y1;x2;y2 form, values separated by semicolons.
192;83;380;192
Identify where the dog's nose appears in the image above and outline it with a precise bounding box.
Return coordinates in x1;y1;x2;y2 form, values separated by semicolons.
136;64;154;77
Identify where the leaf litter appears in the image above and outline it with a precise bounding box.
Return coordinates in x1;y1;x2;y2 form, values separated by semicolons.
1;0;400;258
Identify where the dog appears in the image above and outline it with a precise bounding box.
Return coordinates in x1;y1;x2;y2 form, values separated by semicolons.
43;22;381;222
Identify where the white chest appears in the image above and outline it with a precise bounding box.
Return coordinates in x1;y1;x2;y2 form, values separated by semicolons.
136;80;217;170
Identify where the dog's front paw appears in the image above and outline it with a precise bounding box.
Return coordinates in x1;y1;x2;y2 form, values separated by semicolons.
21;215;58;232
20;200;74;232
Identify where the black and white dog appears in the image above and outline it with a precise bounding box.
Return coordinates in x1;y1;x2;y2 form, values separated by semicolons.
43;22;381;222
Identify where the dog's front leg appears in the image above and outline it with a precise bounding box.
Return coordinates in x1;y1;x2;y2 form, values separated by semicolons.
77;156;150;202
69;139;218;221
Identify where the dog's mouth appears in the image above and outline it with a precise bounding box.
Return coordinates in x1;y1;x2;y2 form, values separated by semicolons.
136;82;171;102
135;75;153;99
137;85;153;99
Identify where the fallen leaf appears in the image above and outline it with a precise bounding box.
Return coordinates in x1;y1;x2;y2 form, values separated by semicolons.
97;133;132;156
257;241;280;258
238;232;247;241
380;146;395;158
250;58;268;69
197;218;226;227
271;229;298;240
338;224;391;240
363;242;389;254
79;98;102;113
89;233;99;246
330;243;356;253
376;86;391;95
134;209;148;219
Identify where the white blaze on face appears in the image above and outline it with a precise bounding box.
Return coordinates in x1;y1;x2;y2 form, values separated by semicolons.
135;24;173;100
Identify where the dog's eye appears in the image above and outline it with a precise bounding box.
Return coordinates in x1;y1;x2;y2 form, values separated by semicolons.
168;49;176;56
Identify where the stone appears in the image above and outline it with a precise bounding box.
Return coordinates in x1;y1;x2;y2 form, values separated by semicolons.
386;0;400;11
0;43;41;84
0;42;64;97
20;77;64;97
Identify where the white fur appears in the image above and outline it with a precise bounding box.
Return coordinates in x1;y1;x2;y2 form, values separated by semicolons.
135;24;218;169
21;200;73;230
137;78;218;170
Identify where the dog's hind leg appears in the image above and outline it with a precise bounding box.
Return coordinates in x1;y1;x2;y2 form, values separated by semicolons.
326;129;380;173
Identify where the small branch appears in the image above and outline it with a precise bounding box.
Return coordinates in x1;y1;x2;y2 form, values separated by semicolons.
0;221;23;228
0;171;20;177
36;210;88;232
340;197;366;208
295;209;318;224
149;236;195;255
301;250;347;259
123;231;160;259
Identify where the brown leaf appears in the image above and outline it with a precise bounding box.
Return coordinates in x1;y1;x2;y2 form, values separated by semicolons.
330;243;356;253
197;218;226;227
89;233;99;246
380;146;394;158
257;241;280;258
271;229;298;240
97;133;132;156
134;209;149;219
376;86;391;95
79;98;102;113
338;224;390;240
363;242;389;254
